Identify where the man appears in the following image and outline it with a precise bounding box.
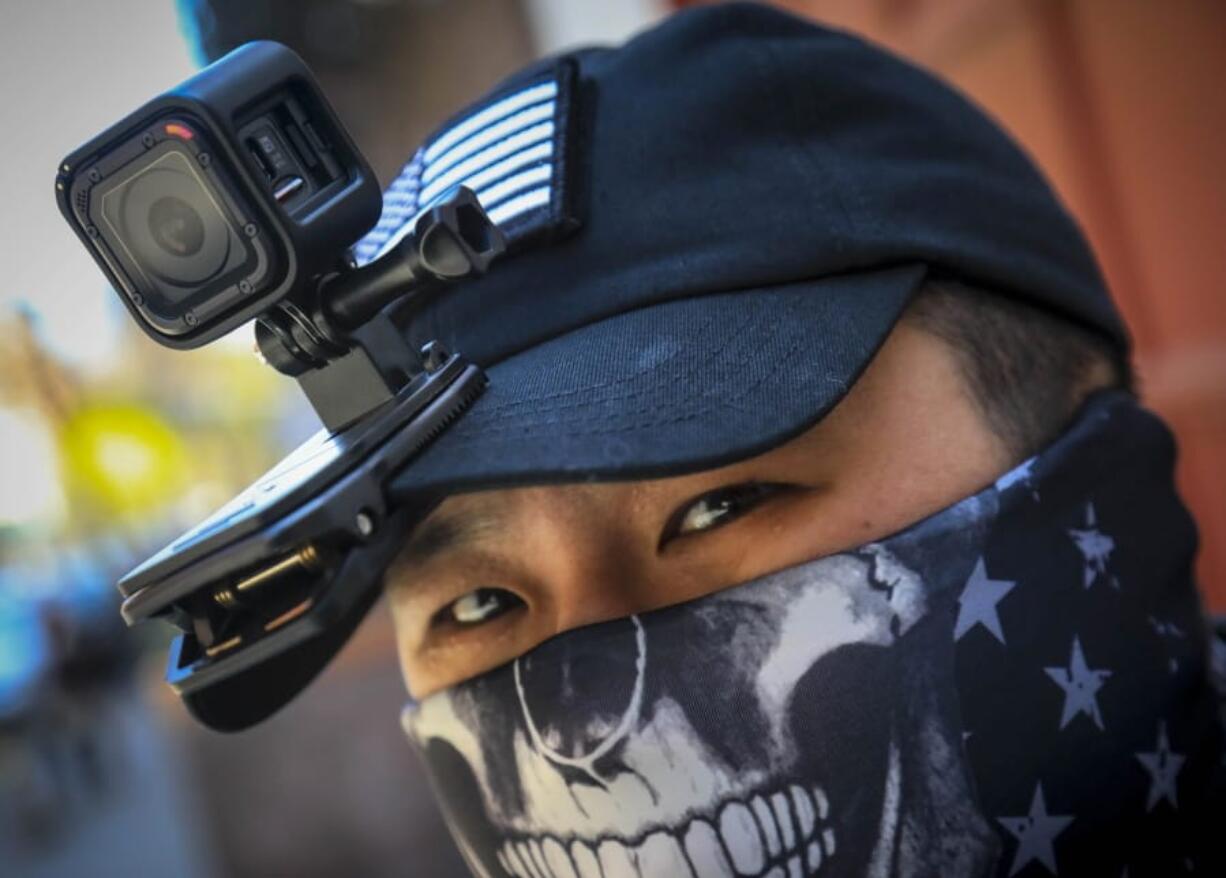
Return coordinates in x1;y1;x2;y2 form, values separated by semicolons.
354;4;1225;875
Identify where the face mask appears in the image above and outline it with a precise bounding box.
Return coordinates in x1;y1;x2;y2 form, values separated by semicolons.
403;393;1226;878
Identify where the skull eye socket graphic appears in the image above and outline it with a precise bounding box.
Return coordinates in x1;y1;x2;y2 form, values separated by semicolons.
405;539;1001;878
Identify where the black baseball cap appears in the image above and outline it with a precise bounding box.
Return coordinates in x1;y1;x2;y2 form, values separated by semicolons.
362;1;1127;500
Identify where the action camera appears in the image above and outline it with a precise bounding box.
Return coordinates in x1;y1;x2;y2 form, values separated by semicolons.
57;41;383;348
55;41;506;730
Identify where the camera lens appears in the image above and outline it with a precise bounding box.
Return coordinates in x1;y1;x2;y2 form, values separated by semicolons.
101;150;236;291
148;196;206;258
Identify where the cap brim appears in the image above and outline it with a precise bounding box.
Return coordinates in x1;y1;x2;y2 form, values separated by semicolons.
390;263;927;499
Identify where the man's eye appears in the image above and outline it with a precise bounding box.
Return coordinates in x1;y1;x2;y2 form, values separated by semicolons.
434;588;525;629
660;482;791;548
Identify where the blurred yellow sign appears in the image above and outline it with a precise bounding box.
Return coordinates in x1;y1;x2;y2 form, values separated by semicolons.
58;403;189;520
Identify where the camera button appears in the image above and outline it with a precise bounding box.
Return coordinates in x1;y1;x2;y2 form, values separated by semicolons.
274;176;305;203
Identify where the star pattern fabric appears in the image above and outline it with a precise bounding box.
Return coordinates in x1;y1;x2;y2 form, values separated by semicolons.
1148;617;1188;676
954;557;1016;644
1148;617;1185;640
1067;502;1118;589
948;394;1226;876
1135;721;1185;812
1044;637;1112;731
997;783;1075;876
996;456;1040;500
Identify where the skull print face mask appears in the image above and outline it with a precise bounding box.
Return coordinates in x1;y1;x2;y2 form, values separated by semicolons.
402;393;1226;878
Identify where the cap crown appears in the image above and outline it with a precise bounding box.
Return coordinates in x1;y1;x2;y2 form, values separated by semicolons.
358;2;1125;368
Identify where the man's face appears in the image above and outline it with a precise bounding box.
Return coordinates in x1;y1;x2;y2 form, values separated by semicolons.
386;321;1011;697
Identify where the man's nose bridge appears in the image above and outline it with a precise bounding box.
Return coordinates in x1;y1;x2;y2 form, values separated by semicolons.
537;490;659;634
553;535;656;633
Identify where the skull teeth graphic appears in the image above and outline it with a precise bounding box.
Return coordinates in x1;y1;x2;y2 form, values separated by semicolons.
495;783;835;878
408;540;1002;877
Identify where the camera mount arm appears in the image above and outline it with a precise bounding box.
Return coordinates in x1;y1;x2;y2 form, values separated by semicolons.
254;186;505;431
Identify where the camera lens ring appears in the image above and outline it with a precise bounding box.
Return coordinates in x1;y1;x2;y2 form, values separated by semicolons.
108;151;234;288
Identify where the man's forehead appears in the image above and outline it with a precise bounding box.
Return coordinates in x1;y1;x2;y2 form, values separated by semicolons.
399;484;605;567
399;493;512;567
415;481;638;534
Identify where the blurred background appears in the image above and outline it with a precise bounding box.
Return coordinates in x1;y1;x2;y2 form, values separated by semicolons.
1;1;1222;875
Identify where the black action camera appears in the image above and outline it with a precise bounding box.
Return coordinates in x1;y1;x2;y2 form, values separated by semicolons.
55;42;505;731
57;41;381;348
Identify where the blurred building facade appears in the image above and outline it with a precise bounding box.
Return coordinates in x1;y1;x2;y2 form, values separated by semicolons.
679;0;1226;610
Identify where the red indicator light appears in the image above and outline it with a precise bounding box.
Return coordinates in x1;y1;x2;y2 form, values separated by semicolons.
164;122;195;140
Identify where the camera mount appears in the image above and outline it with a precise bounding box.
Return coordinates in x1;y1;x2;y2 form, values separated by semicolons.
256;185;504;431
54;40;511;729
115;188;505;730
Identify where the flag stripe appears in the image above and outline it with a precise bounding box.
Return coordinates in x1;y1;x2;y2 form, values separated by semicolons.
419;123;554;204
419;140;553;206
424;81;557;164
355;71;571;265
422;100;556;186
486;187;551;225
476;165;553;210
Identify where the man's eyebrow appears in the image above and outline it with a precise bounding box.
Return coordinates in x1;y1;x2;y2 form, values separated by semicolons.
397;507;503;567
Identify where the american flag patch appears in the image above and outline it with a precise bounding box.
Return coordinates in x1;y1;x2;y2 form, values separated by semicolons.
354;62;581;265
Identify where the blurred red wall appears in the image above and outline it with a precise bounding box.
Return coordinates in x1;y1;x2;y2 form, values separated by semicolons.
677;0;1226;609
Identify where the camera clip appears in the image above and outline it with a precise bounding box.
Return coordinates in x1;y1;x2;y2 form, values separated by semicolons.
116;190;504;730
